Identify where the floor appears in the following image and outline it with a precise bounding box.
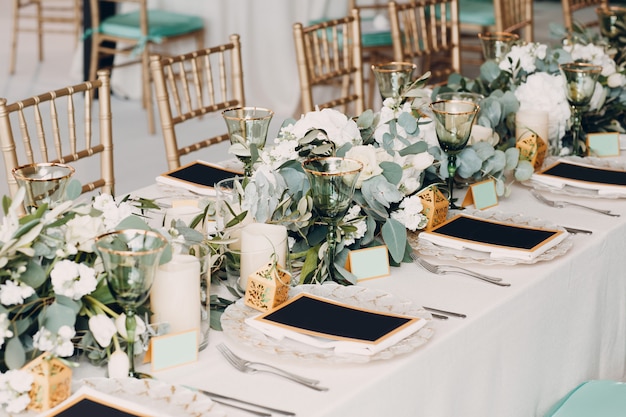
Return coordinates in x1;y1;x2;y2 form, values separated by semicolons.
0;0;591;199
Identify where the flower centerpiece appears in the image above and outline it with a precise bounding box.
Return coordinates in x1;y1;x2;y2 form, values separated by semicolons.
214;74;437;285
0;186;204;413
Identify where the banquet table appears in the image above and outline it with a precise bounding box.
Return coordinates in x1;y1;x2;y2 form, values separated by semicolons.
59;178;626;417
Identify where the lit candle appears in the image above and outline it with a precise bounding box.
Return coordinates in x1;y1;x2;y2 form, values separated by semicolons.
239;223;288;289
515;109;549;143
150;254;201;337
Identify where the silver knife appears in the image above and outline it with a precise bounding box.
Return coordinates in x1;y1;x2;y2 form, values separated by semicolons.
563;226;593;235
424;306;467;318
190;387;296;416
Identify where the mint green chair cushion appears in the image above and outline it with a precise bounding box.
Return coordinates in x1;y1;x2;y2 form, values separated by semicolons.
458;0;495;27
100;9;204;40
545;380;626;417
360;17;392;47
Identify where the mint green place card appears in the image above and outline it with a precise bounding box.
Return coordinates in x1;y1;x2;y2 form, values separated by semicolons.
464;178;498;210
150;330;198;372
346;246;390;281
587;132;620;157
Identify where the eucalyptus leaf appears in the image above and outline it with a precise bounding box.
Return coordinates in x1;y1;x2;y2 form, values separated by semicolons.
381;218;407;263
380;161;403;185
504;147;521;170
19;258;46;288
397;112;418;134
5;337;26;369
514;160;535;181
40;302;76;332
399;141;427;157
65;179;83;201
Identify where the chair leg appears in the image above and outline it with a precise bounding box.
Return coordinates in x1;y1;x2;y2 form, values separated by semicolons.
10;1;20;74
141;48;155;135
36;0;43;62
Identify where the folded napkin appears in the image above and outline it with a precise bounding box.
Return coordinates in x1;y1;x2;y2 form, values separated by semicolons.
245;293;427;356
418;214;568;261
531;160;626;197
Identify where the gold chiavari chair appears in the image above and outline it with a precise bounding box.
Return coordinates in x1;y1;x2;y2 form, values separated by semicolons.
88;0;205;135
150;35;245;171
0;70;114;198
10;0;82;74
562;0;609;31
293;9;365;117
389;0;462;86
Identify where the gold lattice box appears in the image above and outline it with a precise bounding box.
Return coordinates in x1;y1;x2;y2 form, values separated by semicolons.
516;132;547;169
244;262;291;312
23;354;72;412
417;185;448;230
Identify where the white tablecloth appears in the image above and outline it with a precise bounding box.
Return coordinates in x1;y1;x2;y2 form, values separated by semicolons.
65;180;626;417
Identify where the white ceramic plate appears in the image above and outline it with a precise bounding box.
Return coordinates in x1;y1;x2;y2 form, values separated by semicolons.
221;284;435;364
410;209;574;266
70;378;226;417
524;155;626;199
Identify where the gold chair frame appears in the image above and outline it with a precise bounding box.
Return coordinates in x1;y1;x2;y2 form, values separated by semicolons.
562;0;609;31
10;0;82;74
150;34;245;171
389;0;462;86
293;8;365;117
88;0;205;135
0;70;114;198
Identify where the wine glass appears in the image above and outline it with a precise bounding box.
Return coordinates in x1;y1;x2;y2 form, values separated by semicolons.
559;62;602;157
429;100;480;209
371;62;417;101
94;229;168;379
222;107;274;177
12;162;75;212
302;157;362;283
477;32;519;63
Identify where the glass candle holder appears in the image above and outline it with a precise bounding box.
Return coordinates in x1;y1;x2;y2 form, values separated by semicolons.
371;62;417;100
12;162;75;212
478;32;519;63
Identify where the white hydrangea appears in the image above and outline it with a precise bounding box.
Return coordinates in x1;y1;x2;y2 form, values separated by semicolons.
92;194;135;231
50;259;97;300
259;136;299;168
64;213;106;254
284;108;362;148
563;43;621;80
515;72;571;142
0;313;13;349
0;280;35;306
391;195;428;231
32;325;76;357
499;42;547;75
342;205;367;246
0;369;34;413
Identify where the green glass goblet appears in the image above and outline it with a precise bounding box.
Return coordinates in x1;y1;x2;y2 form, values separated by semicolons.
596;6;626;48
430;100;480;210
478;32;519;63
302;157;362;283
95;229;168;379
371;62;417;101
559;62;602;157
12;162;75;212
223;106;274;177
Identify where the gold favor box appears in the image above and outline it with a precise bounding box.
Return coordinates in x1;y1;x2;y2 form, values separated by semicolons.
417;185;448;230
244;262;291;312
24;354;72;412
516;132;547;169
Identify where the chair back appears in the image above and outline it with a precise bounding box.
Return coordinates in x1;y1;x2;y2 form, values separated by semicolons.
150;34;245;171
0;70;114;198
496;0;533;42
389;0;461;86
293;8;365;117
561;0;608;31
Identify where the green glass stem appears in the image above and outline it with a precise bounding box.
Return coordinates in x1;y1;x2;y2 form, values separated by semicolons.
326;223;338;281
447;154;462;210
125;309;138;378
570;106;586;157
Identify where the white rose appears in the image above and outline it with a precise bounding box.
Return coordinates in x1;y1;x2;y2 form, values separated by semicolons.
409;151;435;170
89;314;118;347
468;125;499;146
65;214;106;252
345;145;383;188
608;72;626;88
291;108;361;147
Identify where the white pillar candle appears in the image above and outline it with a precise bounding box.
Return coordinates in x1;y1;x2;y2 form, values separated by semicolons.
239;223;288;289
516;109;549;143
150;254;201;337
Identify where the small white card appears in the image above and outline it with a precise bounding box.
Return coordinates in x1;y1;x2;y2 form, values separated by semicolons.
345;246;390;281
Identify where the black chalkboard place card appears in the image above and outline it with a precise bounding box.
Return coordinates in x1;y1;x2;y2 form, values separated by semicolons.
156;160;243;195
247;293;427;356
41;386;153;417
531;160;626;196
419;214;567;261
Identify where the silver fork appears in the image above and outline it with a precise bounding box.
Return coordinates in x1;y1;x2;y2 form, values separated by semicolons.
410;253;510;287
530;189;620;217
216;344;329;391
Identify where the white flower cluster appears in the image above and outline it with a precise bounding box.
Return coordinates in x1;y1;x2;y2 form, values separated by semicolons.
32;325;75;357
284;107;361;148
0;280;35;306
0;370;33;413
564;42;626;87
499;42;548;76
341;205;367;246
515;72;572;142
50;259;97;300
391;195;428;231
0;313;13;349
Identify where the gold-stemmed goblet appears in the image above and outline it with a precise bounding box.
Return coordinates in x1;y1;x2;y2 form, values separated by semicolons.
302;157;362;284
371;62;417;101
559;62;602;157
223;106;274;177
94;229;168;379
11;162;75;212
478;32;519;63
429;100;480;209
